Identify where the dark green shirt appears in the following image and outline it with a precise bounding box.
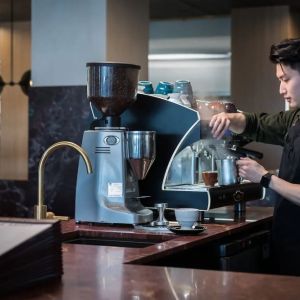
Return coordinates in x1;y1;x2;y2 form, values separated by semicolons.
242;109;300;146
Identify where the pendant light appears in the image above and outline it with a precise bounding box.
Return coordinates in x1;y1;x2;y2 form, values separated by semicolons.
0;0;31;96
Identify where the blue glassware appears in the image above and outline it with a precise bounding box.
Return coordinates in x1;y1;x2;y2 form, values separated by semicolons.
174;79;193;96
155;81;173;95
138;81;154;94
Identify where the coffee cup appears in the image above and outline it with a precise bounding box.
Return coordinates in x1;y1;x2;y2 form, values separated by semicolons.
201;171;218;187
138;80;154;94
175;208;200;229
155;81;173;95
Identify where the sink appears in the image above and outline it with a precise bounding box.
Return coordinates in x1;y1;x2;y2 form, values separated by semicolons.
64;237;158;248
63;230;173;248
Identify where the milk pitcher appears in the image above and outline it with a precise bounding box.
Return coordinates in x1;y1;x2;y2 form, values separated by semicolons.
216;158;239;185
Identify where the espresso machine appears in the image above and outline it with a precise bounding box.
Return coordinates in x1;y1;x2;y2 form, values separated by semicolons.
75;63;155;224
121;95;264;213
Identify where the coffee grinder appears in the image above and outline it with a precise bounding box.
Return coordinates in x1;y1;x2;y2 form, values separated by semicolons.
75;62;155;224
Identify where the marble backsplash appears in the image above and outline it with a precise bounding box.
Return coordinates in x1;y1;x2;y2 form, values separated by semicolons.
0;86;92;218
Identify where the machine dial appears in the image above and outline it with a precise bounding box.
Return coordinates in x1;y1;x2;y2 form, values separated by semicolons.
233;190;244;202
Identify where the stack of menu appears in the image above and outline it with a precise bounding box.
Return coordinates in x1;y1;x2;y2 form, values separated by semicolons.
0;218;63;295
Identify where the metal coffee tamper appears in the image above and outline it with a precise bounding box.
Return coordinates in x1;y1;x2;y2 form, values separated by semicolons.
151;203;169;226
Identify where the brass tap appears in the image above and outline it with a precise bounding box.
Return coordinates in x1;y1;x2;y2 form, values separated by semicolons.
34;141;93;220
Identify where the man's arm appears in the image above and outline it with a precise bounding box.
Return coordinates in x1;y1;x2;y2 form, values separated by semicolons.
269;176;300;206
237;157;300;206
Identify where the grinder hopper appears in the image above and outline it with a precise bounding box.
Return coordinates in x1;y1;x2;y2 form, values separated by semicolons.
87;62;141;127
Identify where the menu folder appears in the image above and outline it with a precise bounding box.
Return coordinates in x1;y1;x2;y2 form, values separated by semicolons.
0;218;63;295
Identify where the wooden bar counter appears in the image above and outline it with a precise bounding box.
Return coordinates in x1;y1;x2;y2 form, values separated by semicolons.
3;206;300;299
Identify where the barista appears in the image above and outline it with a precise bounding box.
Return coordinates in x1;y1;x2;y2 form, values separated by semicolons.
209;38;300;276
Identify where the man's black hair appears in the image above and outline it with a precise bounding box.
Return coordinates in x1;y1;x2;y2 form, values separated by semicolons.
270;38;300;71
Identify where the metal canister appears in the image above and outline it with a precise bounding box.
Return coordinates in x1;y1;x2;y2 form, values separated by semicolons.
216;158;238;185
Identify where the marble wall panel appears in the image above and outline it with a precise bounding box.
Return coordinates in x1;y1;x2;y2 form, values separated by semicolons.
0;86;92;218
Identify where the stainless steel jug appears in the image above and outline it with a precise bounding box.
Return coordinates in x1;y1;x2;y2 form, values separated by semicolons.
216;158;238;185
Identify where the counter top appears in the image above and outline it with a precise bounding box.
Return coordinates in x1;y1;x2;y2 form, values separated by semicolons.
4;206;300;299
62;206;274;265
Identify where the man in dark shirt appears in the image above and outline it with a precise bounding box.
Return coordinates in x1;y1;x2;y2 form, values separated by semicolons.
209;38;300;276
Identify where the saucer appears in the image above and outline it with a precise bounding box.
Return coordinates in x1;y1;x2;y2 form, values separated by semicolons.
167;225;207;235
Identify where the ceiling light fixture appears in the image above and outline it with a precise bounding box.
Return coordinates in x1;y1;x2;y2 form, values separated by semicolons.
148;53;231;61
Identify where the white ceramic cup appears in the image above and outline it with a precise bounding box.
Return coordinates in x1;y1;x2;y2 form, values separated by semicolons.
175;208;200;229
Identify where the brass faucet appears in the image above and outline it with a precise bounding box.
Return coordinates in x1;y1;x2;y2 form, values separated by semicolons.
34;141;93;220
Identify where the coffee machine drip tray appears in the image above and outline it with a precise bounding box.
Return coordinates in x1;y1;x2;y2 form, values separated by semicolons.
164;179;254;191
163;182;264;211
165;184;208;192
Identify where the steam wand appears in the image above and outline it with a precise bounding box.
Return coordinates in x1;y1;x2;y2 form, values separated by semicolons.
209;144;216;171
211;152;215;171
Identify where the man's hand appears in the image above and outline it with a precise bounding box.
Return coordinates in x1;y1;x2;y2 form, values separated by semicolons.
209;112;231;139
209;112;246;139
236;157;267;183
